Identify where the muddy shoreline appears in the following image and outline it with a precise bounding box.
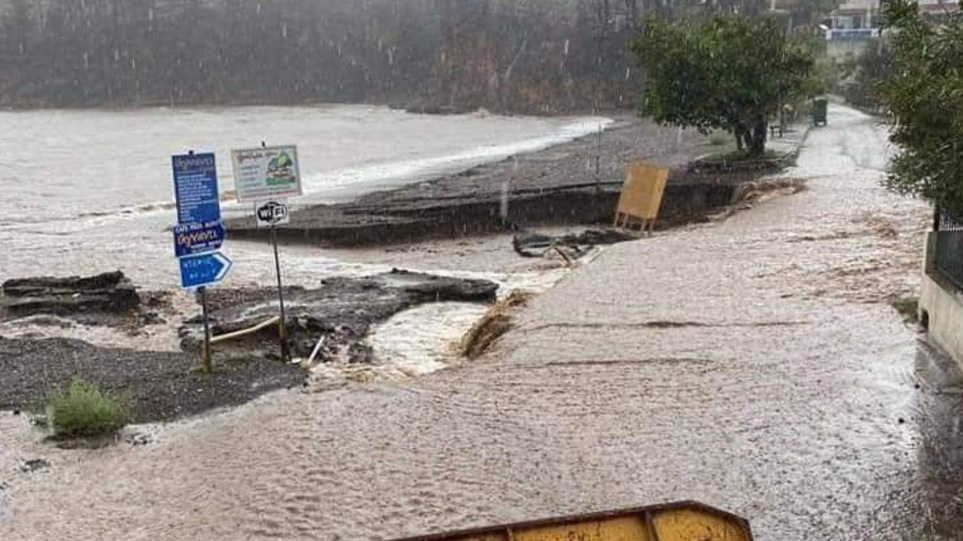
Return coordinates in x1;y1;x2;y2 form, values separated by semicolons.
225;117;797;246
0;269;505;425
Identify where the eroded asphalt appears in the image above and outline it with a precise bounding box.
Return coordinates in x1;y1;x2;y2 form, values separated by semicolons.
3;106;962;540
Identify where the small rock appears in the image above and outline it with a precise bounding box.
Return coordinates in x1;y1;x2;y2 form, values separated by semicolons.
19;459;50;473
125;432;153;446
0;480;9;491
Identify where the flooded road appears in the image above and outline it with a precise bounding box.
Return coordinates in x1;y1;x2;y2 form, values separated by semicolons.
3;106;962;540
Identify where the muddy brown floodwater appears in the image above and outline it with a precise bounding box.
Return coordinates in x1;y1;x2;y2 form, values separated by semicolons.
2;106;962;540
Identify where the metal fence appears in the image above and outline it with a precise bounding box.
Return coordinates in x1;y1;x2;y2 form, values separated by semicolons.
932;208;963;292
936;208;963;232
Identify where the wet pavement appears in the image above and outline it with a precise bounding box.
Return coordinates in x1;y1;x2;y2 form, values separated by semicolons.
2;106;962;540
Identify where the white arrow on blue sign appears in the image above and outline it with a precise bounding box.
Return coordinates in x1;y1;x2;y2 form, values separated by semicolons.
179;252;233;289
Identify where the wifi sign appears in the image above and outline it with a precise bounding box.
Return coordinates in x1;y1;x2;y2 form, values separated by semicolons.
255;200;291;228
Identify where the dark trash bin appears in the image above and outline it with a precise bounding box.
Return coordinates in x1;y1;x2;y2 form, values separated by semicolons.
812;97;828;127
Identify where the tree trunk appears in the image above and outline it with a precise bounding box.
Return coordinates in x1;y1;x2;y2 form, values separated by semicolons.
749;117;767;157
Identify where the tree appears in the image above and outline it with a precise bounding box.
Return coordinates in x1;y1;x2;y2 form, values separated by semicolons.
877;0;963;218
630;14;814;156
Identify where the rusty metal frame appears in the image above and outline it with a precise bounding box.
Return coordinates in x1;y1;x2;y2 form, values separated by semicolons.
389;500;753;541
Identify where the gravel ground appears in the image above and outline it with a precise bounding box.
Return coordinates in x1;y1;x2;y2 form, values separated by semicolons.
0;337;305;423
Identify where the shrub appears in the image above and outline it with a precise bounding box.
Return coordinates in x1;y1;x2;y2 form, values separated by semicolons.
891;296;919;323
46;379;129;439
879;0;963;217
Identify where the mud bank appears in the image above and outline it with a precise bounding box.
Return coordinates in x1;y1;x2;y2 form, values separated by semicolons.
181;270;499;363
226;118;799;247
0;270;499;423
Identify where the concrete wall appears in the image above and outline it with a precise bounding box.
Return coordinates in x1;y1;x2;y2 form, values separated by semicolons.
827;39;871;60
920;233;963;366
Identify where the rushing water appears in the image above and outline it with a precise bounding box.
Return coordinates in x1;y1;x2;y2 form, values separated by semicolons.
0;105;605;373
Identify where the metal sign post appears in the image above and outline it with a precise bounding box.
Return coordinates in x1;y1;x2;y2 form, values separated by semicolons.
270;223;291;362
252;198;292;361
172;149;230;373
199;285;212;373
594;124;603;221
231;141;301;363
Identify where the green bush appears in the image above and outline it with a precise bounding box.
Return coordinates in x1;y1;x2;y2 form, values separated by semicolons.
46;379;129;439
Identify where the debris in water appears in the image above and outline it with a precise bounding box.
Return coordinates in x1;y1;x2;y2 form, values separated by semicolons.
181;270;499;364
19;459;50;473
1;271;139;318
461;291;531;359
512;228;636;259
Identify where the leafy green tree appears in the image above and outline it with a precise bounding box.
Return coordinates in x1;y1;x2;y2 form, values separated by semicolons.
878;0;963;218
631;15;814;156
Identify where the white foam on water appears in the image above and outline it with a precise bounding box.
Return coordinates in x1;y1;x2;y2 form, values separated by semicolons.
366;302;488;378
299;117;613;203
361;262;579;380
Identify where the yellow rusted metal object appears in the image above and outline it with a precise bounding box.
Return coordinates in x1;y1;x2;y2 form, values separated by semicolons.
614;161;670;235
391;501;752;541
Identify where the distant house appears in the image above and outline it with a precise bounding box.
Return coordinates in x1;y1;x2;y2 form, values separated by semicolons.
822;0;882;58
826;1;880;38
918;0;961;18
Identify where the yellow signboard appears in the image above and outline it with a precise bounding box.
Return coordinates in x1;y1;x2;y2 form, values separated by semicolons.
614;161;669;235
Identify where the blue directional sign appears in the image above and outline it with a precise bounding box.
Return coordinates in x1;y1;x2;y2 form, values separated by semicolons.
179;252;233;289
173;221;226;258
172;153;221;226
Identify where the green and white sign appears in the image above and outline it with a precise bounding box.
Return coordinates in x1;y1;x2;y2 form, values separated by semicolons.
231;145;302;202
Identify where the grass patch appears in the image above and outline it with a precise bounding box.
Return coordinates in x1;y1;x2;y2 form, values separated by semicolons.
45;378;129;439
891;296;919;322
